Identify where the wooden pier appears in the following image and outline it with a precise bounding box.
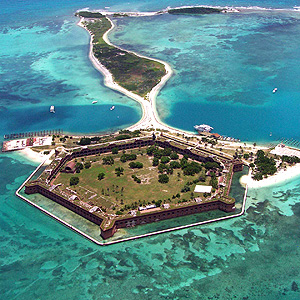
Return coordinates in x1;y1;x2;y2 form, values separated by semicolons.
4;129;63;140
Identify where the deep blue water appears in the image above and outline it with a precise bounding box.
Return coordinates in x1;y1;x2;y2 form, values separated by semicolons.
0;104;140;136
1;0;300;299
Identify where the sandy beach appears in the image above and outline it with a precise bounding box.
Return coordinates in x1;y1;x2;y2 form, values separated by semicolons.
240;164;300;188
77;17;186;134
19;148;55;164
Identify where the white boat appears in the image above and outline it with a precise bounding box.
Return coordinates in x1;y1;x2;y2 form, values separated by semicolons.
92;101;97;104
110;105;115;111
50;105;55;113
194;124;213;132
273;88;278;93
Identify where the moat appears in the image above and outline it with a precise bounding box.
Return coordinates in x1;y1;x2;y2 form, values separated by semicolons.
21;131;245;242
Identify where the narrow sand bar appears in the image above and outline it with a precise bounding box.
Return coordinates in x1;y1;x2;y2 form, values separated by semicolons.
77;15;300;189
77;17;182;133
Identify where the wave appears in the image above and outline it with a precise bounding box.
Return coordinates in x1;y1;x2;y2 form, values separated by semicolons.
81;5;300;17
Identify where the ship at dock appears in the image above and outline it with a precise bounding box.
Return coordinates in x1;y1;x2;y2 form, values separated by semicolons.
194;124;213;133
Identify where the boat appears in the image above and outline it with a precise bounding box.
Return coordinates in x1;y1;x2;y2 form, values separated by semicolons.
194;124;213;132
273;88;278;93
110;105;115;111
92;101;97;104
50;105;55;113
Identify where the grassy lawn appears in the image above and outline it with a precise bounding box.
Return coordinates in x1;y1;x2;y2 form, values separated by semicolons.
55;149;210;213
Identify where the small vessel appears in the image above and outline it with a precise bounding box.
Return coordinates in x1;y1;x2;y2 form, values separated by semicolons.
273;88;278;93
110;105;115;111
194;124;213;132
92;101;97;104
50;105;55;113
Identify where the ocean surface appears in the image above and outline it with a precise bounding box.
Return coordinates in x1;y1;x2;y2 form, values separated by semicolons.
1;0;300;298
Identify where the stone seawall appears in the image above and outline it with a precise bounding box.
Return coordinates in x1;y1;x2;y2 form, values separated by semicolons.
25;184;103;226
25;136;240;239
114;200;234;229
25;183;234;239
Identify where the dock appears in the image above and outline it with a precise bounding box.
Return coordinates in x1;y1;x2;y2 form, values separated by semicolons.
4;129;63;140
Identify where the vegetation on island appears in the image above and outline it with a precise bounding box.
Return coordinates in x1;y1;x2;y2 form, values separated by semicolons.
78;130;141;146
168;7;222;15
79;13;166;98
75;11;105;18
70;176;79;186
250;148;300;181
251;150;277;181
55;146;224;215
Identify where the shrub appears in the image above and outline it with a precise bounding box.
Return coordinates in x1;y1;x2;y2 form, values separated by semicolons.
78;137;91;145
84;162;91;169
98;172;105;180
170;161;180;169
70;176;79;186
161;156;170;164
131;174;141;183
115;167;124;176
120;153;137;162
112;147;119;154
146;146;157;155
129;162;143;169
181;185;190;193
170;152;179;160
75;162;83;173
102;156;114;165
116;134;131;140
152;157;159;166
158;174;169;184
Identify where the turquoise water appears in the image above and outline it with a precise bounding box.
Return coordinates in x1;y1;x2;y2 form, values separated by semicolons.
110;10;300;142
2;0;300;298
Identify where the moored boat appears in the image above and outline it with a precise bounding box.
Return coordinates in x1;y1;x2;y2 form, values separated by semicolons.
194;124;213;132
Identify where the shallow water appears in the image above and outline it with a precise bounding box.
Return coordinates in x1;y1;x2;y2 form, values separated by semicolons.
2;154;300;299
110;10;300;142
2;0;300;298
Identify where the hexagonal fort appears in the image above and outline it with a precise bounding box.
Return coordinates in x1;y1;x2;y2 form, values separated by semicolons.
25;133;243;239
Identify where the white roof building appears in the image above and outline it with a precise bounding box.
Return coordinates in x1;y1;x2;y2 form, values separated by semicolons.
194;185;212;194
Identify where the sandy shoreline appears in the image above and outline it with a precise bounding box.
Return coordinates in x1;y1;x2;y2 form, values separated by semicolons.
77;17;192;134
240;164;300;188
78;16;300;190
18;148;55;165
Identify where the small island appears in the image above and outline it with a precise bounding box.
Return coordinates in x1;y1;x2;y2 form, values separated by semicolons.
167;7;222;15
76;11;167;98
